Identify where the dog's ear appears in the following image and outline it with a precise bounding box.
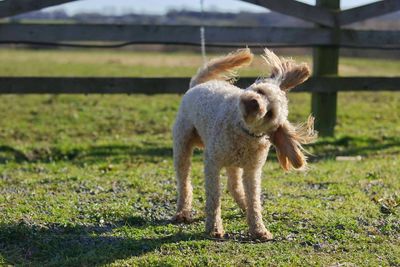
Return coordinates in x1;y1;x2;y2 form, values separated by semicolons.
271;124;305;170
270;118;317;171
262;49;311;92
278;61;310;91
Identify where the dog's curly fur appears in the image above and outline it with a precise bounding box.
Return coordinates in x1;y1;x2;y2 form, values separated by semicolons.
172;48;317;240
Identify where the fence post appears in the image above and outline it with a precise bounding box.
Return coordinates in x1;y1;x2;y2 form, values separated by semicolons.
311;0;340;137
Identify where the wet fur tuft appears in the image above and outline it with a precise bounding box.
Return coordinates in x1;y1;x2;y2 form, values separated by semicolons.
262;48;311;91
271;116;317;171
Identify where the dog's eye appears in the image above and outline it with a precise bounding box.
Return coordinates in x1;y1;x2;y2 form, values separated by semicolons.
256;89;265;96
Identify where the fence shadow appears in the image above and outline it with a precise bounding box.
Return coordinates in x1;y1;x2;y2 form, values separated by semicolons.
307;135;400;161
0;135;399;165
0;217;205;266
0;145;30;162
0;144;175;164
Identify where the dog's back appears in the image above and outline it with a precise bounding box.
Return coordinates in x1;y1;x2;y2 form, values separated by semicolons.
175;48;254;142
178;80;240;139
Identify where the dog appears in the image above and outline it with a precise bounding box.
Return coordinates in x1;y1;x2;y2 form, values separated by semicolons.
172;48;317;240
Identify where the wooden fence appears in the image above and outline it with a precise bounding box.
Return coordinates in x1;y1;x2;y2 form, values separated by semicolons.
0;0;399;136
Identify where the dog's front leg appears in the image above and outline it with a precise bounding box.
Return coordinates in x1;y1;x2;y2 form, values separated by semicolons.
204;157;224;238
243;166;273;240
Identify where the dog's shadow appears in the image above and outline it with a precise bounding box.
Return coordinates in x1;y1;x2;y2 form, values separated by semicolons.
1;135;399;165
0;217;206;266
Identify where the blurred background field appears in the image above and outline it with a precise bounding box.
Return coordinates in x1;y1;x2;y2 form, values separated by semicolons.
1;48;400;77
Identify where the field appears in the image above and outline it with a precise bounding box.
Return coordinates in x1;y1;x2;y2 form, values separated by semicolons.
0;49;399;266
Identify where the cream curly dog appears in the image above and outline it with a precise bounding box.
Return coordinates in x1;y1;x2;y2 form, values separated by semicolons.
172;48;317;240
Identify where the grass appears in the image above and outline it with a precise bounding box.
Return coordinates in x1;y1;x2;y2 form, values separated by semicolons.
0;49;399;266
1;48;400;77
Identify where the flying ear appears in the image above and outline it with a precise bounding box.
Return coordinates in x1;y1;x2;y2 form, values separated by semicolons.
270;117;317;171
262;48;311;91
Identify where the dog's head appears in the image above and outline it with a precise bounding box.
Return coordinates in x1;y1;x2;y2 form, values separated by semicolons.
239;49;316;170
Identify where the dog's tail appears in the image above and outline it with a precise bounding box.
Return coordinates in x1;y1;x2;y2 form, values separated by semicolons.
189;48;253;88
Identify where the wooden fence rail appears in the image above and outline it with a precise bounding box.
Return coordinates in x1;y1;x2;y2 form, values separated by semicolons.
2;0;400;27
0;77;399;94
0;0;77;19
0;24;399;49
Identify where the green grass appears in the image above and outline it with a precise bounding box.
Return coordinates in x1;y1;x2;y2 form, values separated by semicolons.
0;49;399;266
1;48;400;77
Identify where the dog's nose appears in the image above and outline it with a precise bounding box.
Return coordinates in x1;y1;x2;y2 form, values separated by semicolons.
248;99;259;111
243;98;260;115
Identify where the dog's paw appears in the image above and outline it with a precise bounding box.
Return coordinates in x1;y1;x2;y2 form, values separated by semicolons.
250;229;274;241
172;211;192;224
206;222;225;239
239;205;247;213
208;229;225;239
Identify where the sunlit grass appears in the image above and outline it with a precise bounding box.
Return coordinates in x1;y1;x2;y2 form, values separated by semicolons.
0;49;399;266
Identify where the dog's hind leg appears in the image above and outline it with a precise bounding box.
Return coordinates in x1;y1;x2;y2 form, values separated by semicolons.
172;119;196;223
226;167;246;212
